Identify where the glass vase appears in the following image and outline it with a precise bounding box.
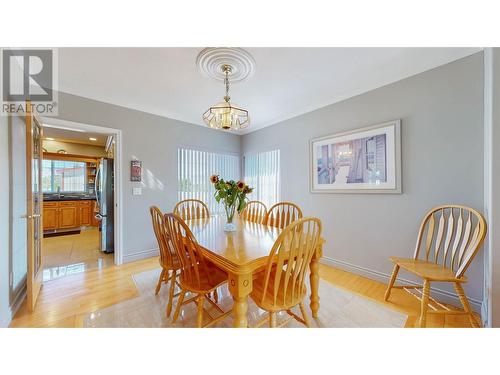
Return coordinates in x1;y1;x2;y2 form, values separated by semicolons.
223;201;237;232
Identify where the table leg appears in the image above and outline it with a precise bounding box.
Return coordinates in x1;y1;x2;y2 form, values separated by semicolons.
310;244;322;318
228;272;252;328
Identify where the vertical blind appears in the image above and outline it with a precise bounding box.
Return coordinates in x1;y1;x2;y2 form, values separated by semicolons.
42;159;86;193
177;148;240;213
243;149;280;207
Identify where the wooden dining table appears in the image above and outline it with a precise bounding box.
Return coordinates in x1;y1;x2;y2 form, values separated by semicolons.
185;214;324;328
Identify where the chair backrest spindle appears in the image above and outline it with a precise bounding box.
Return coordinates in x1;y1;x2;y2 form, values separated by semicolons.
174;199;210;220
413;205;486;278
163;213;213;289
240;200;267;224
260;217;321;308
264;202;303;229
149;206;176;269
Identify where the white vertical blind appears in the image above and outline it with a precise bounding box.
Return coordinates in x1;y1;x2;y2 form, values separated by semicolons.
244;149;280;207
177;148;240;213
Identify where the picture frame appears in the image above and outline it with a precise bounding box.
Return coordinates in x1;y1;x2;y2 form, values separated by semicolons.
310;120;402;194
130;160;142;182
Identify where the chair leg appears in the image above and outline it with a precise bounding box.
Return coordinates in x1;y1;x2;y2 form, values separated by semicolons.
196;295;204;328
213;288;218;303
269;312;277;328
454;282;480;328
155;269;165;295
384;264;400;301
419;280;430;328
299;302;311;328
172;289;186;323
166;271;177;318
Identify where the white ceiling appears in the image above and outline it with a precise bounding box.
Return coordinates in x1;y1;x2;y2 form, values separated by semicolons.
58;47;481;134
43;127;108;146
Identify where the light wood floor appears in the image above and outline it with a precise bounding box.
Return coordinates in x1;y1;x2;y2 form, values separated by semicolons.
10;256;479;328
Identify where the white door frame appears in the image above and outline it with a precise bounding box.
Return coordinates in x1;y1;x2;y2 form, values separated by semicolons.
39;117;123;265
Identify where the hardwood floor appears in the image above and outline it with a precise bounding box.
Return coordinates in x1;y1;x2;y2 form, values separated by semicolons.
10;257;479;328
318;266;479;328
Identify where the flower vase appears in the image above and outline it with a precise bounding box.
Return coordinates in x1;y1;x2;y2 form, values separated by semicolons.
223;201;237;232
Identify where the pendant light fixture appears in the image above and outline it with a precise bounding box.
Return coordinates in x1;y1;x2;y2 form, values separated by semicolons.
202;64;250;130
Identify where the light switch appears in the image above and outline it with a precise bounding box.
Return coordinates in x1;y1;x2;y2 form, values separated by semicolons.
133;187;142;196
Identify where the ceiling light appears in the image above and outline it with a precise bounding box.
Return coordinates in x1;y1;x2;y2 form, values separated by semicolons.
89;137;97;141
202;64;249;131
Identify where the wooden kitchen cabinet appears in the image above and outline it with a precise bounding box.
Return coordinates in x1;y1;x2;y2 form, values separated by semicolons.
58;205;78;229
43;200;98;231
42;202;58;230
78;201;92;226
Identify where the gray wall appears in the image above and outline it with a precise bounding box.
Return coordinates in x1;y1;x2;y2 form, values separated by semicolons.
242;53;485;305
55;92;241;262
0;116;10;326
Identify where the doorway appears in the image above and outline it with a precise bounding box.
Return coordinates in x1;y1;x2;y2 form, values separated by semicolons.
39;118;123;278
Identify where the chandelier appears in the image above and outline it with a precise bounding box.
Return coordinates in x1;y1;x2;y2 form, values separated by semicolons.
202;64;250;131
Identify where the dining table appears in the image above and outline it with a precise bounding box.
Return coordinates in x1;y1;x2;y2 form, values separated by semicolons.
185;214;325;328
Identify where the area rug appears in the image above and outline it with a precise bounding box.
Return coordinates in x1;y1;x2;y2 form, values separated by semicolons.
82;268;407;328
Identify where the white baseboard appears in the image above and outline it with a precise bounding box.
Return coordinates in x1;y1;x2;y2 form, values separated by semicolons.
122;247;159;263
481;300;489;327
0;312;11;328
321;256;482;312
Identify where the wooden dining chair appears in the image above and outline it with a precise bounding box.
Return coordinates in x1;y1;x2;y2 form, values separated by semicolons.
384;205;487;328
149;206;181;317
240;200;267;224
164;213;231;328
173;199;210;220
264;201;303;229
251;217;322;328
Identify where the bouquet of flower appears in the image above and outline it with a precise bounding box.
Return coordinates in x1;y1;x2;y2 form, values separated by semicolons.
210;175;253;231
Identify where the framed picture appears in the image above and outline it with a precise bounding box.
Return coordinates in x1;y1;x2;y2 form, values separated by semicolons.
130;160;142;182
310;120;401;194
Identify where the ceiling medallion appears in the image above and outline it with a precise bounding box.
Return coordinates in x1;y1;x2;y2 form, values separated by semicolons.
198;48;254;131
196;47;256;82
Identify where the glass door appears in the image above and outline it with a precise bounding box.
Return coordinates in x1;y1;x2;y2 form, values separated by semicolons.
26;104;44;311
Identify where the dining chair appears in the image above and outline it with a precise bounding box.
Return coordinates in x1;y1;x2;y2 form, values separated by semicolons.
149;206;181;317
164;213;231;328
264;201;303;229
173;199;210;220
251;217;322;328
384;205;487;328
240;200;267;224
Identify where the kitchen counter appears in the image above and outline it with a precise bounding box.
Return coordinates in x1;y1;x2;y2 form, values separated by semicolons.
43;195;97;202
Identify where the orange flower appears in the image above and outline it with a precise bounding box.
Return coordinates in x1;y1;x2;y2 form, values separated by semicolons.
210;175;219;184
237;181;245;191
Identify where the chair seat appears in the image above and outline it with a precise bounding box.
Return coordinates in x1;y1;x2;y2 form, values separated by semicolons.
389;257;467;282
251;268;307;312
178;264;228;294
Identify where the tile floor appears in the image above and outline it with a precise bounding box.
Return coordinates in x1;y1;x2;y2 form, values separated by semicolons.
42;228;114;281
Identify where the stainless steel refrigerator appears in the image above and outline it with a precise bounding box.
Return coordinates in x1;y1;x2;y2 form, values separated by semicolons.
95;158;114;253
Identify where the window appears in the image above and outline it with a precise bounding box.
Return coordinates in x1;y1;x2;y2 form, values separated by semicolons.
42;159;86;193
244;149;280;207
177;148;239;213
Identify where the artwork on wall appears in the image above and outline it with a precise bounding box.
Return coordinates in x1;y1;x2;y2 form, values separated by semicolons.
310;120;401;193
130;160;142;182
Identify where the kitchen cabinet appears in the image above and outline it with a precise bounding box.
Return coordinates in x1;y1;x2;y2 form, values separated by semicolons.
58;202;78;229
79;201;92;226
43;200;98;231
42;202;58;230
